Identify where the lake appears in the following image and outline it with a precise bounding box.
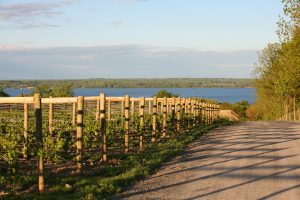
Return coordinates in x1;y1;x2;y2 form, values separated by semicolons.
4;88;256;103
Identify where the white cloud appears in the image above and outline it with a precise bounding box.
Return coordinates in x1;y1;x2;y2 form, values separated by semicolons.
112;21;124;27
0;45;257;79
0;0;73;28
0;44;18;50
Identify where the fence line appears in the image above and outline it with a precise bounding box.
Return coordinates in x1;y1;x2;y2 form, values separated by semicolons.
0;94;220;193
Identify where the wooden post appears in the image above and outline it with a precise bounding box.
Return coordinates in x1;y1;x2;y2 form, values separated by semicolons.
49;97;53;133
206;103;210;124
160;101;163;113
212;104;215;121
148;100;152;114
121;100;125;116
182;98;186;128
198;101;201;124
100;94;107;162
192;100;196;126
162;97;167;138
166;99;169;113
199;101;202;124
152;97;157;142
209;104;212;124
207;103;210;124
139;97;145;151
76;96;84;173
194;100;198;126
23;103;28;160
124;95;130;154
176;97;181;131
188;98;192;128
171;97;176;129
210;104;213;122
131;100;135;116
107;100;111;121
96;97;100;121
72;102;76;126
34;94;44;193
203;102;207;125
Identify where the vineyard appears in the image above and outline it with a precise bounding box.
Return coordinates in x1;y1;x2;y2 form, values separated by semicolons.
0;94;220;196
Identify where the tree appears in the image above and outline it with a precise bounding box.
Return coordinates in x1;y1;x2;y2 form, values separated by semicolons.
0;89;9;97
33;84;73;97
232;101;250;120
51;84;74;97
253;0;300;120
154;90;179;98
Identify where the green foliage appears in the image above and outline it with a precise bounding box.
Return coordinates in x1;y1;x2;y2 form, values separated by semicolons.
154;90;179;98
0;89;9;97
0;101;223;197
33;84;74;97
232;101;250;120
219;102;232;110
253;0;300;120
4;119;231;200
220;101;250;120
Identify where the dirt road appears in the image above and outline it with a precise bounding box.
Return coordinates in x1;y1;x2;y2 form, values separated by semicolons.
116;121;300;200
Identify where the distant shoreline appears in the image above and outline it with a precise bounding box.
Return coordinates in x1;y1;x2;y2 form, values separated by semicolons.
0;78;254;89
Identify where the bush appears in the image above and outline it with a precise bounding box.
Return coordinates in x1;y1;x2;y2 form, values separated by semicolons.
154;90;179;98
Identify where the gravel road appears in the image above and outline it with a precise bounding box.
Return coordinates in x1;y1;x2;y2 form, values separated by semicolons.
115;121;300;200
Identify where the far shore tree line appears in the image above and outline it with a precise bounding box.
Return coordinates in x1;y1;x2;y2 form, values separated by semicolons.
0;78;253;89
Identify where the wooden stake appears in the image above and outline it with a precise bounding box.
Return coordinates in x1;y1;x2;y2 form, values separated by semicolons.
131;100;135;116
124;95;130;154
107;100;111;121
182;98;186;128
162;97;167;138
171;97;176;129
139;97;145;151
176;97;181;131
96;98;100;121
148;100;152;114
100;94;107;162
72;102;76;126
76;96;84;173
49;97;53;133
152;97;157;142
23;103;28;159
188;98;192;128
121;100;125;116
34;94;44;193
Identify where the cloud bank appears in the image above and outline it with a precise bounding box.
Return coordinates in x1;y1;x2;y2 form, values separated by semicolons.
0;45;257;79
0;0;72;28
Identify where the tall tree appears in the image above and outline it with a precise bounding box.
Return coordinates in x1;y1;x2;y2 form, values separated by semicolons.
253;0;300;120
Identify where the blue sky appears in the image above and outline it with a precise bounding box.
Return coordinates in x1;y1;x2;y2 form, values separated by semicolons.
0;0;283;79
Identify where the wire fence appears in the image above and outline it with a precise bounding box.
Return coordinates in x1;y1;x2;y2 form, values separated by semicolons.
0;94;220;193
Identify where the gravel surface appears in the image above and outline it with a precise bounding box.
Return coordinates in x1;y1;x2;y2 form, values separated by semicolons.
114;121;300;200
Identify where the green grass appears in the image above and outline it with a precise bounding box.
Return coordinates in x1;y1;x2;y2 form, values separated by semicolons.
4;119;233;200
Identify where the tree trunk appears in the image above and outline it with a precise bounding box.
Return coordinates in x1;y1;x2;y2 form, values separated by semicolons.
284;98;289;121
293;96;296;121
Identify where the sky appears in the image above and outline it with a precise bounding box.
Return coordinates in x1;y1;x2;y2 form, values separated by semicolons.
0;0;284;79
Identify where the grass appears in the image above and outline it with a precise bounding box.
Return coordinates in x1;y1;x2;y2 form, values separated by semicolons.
4;118;233;200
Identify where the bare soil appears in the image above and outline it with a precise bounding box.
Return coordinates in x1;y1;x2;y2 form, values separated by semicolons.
115;121;300;200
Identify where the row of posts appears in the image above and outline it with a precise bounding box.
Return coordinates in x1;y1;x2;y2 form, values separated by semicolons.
25;94;220;192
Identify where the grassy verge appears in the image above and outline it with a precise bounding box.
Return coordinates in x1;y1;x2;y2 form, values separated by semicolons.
4;119;233;200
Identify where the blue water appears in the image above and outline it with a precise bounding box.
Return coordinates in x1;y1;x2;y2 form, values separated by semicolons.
4;88;256;104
